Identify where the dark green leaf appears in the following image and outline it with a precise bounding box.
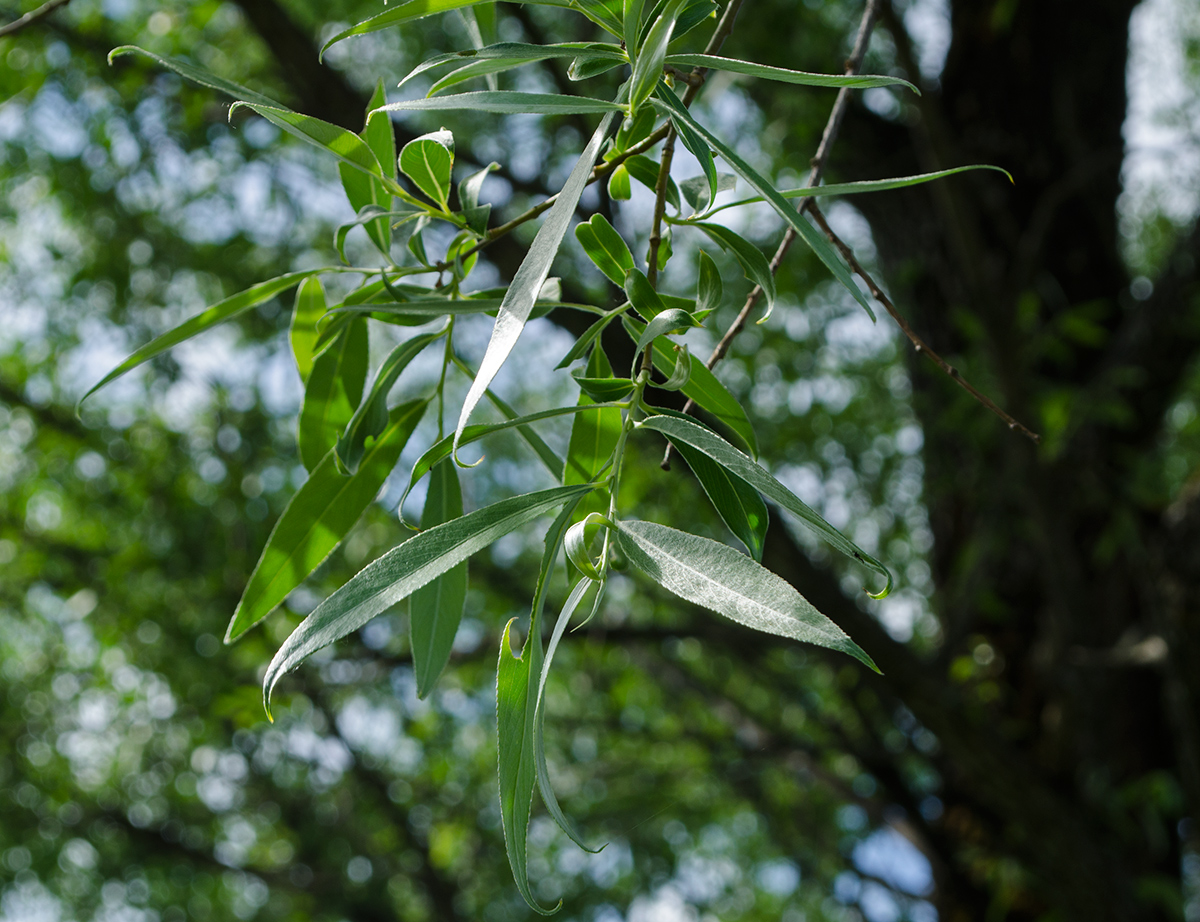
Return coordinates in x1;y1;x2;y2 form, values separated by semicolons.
633;307;699;354
694;222;775;314
624;155;680;211
410;459;468;698
290;277;326;385
575;214;634;286
573;375;635;402
629;0;686;113
563;345;623;513
623;267;667;319
299;317;368;472
226;401;426;643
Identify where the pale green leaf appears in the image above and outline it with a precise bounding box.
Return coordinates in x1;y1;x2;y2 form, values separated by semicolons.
696;249;723;313
664;54;919;93
638;413;892;595
400;129;455;208
377;91;625;116
299;317;368;472
290;277;326;385
264;484;595;714
107;46;285;109
617;519;878;669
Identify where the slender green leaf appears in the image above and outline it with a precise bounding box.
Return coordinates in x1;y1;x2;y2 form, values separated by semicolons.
629;0;686;113
623;0;645;54
637;413;892;595
299;317;368;472
664;54;919;93
428;44;626;95
290;277;326;385
454;106;620;459
568;53;625;80
696;249;723;313
378;92;624;116
634;307;699;353
477;386;565;479
617;520;878;669
335;206;422;264
554;305;628;369
459;161;500;234
623;154;681;210
226;401;426;643
264;483;595;714
694;223;775;314
229;104;395;192
703;165;1017;218
107;46;285;109
363;79;398;181
653;88;876;320
622;315;757;456
400;42;623;91
340;81;396;255
410;459;468;698
80;270;321;408
336;329;445;473
400;129;455;208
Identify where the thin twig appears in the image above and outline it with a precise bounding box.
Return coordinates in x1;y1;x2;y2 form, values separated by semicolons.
0;0;72;36
664;0;880;468
806;202;1040;443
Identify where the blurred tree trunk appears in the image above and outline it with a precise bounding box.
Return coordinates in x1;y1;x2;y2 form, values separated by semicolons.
755;0;1200;917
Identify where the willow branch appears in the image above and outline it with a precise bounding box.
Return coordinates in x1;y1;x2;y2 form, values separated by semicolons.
664;0;880;468
806;203;1040;442
0;0;72;37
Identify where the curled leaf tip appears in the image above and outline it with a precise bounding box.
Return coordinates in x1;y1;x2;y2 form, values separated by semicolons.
865;568;893;600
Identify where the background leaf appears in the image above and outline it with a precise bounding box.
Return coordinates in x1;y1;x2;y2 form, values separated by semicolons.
299;317;368;472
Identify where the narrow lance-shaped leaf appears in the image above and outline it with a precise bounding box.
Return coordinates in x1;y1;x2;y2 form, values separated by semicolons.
696;249;723;313
400;42;623;91
638;413;892;596
338;81;395;254
622;315;758;456
453;104;620;459
653;87;878;320
336;328;445;473
107;46;285;109
497;498;585;914
264;483;595;714
628;0;686;113
459;161;499;235
554;304;628;370
80;270;322;409
321;0;583;59
410;459;468;698
702;165;1017;218
299;317;368;472
694;222;775;315
290;277;326;385
617;519;879;670
664;54;919;93
225;400;427;643
377;92;625;117
428;44;627;95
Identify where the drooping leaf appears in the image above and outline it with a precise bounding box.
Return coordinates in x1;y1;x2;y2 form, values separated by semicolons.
696;248;723;314
617;519;878;669
664;53;919;93
410;459;468;698
575;214;634;286
400;42;624;90
428;44;626;95
225;401;426;643
453;105;620;459
377;91;625;116
107;46;285;109
694;222;775;314
298;317;368;472
400;129;455;208
666;95;718;210
229;104;396;193
336;328;445;473
264;483;595;714
622;315;758;456
657;344;692;391
80;270;324;408
653;88;877;320
290;277;326;385
637;413;892;595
